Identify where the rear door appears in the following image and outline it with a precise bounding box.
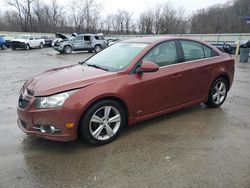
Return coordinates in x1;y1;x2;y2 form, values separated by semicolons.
177;40;219;103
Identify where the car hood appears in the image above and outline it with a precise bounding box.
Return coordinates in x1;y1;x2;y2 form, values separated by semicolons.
55;33;68;40
11;39;28;43
25;64;115;96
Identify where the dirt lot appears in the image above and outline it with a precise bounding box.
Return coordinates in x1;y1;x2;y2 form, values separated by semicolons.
0;48;250;188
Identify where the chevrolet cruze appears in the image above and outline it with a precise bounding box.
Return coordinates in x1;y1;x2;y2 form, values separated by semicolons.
17;37;235;145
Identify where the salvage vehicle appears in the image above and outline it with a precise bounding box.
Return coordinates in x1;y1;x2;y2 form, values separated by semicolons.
53;34;107;54
51;33;68;47
106;38;121;46
17;37;235;145
11;35;45;50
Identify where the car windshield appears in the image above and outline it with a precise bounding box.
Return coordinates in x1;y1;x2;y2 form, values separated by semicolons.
85;42;148;71
16;35;29;39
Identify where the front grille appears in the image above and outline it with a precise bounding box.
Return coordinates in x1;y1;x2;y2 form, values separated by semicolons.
18;95;30;109
11;41;25;48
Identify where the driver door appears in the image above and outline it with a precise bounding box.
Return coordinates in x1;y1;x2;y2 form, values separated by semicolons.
133;40;185;117
72;35;84;50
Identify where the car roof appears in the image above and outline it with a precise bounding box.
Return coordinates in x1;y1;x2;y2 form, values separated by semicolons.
122;36;177;44
121;36;212;44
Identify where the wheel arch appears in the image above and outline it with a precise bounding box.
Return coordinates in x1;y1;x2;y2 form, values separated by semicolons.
214;74;230;91
76;95;129;136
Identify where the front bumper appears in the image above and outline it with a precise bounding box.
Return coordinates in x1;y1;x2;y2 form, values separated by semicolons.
17;96;79;142
53;45;63;52
11;41;26;49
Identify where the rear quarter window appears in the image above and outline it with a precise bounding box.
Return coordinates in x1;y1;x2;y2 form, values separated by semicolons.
203;45;219;58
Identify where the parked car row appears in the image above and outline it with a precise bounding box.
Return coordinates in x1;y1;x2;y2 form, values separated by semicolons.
0;32;122;54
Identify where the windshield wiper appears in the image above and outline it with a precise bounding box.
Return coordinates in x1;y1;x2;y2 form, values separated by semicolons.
78;61;86;65
86;64;109;71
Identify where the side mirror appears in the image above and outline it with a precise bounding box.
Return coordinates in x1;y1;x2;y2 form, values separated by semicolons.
137;61;159;74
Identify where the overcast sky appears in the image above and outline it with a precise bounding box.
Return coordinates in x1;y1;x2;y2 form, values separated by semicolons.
0;0;229;17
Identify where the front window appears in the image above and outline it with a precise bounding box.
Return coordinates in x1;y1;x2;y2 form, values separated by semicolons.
85;43;148;71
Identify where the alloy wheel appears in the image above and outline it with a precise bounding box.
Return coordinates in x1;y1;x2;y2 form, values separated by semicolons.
212;81;227;105
89;106;121;141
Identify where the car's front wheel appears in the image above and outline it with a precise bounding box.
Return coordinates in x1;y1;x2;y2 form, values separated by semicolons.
207;77;228;108
80;100;126;145
25;44;30;50
94;45;102;53
63;45;72;54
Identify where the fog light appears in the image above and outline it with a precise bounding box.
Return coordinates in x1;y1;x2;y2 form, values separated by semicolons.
65;123;74;129
33;125;60;134
49;126;60;133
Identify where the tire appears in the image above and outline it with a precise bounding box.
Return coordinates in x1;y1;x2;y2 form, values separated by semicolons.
206;77;228;108
80;100;126;145
25;44;30;50
39;43;43;49
1;44;7;49
63;45;72;54
94;45;102;53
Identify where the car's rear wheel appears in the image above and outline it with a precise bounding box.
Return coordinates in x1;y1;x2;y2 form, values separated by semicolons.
94;45;102;53
207;77;228;108
63;45;72;54
80;100;126;145
1;44;7;49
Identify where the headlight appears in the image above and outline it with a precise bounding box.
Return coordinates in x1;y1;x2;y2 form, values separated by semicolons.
36;90;77;108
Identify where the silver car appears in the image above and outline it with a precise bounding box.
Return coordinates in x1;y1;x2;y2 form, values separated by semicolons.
53;34;107;54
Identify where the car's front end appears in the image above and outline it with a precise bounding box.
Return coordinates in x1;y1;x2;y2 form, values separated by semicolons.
17;86;81;141
53;41;66;53
11;39;27;49
16;63;118;142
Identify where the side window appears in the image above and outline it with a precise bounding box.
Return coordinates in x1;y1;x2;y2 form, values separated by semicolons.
94;36;100;40
84;36;91;41
75;36;82;41
203;45;218;58
142;41;178;67
29;36;34;40
180;40;205;61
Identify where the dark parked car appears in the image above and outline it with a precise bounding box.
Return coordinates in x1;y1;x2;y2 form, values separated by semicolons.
41;36;55;47
212;42;233;54
17;37;235;145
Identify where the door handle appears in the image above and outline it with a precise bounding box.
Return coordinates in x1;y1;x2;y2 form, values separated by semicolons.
171;73;182;79
204;66;213;71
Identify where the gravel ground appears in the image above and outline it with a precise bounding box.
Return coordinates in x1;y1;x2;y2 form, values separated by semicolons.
0;48;250;188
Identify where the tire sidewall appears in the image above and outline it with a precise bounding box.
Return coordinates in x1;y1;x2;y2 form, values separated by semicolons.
64;45;72;54
39;43;43;49
94;45;102;53
25;44;30;50
207;77;228;108
80;100;126;145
